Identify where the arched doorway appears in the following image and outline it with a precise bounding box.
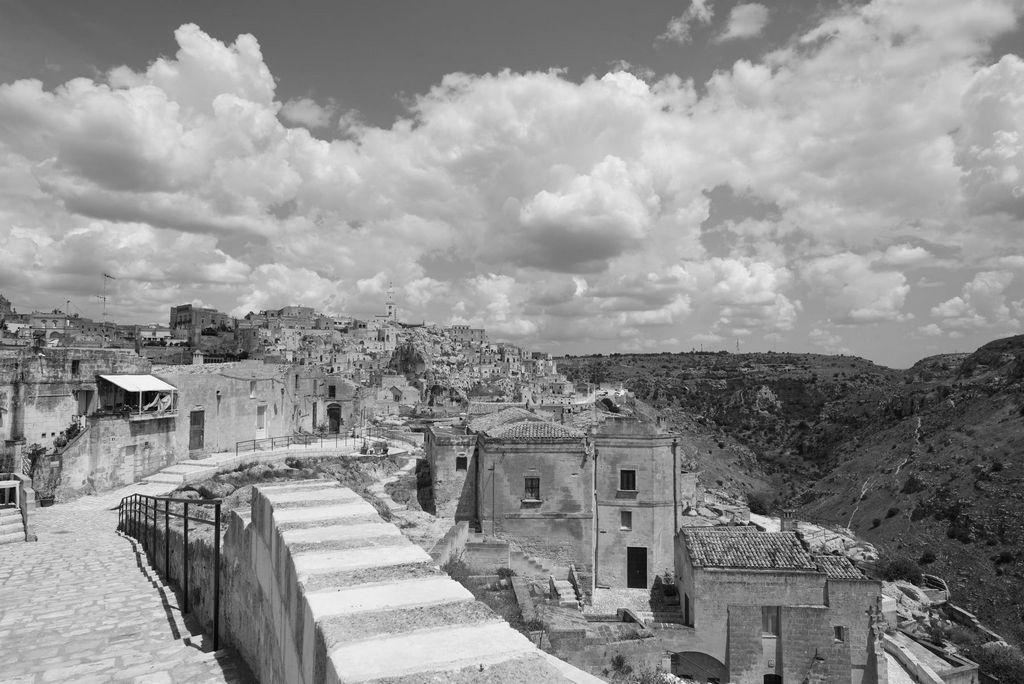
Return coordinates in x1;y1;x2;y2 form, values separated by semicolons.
670;652;727;683
327;403;342;433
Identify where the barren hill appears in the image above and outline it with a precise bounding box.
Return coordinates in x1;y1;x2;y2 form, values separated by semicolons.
559;340;1024;645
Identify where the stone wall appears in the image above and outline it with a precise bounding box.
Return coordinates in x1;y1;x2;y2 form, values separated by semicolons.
675;542;883;684
595;417;686;589
0;347;149;451
424;427;476;519
478;438;593;570
155;361;300;457
126;481;603;683
57;414;178;496
428;520;470;566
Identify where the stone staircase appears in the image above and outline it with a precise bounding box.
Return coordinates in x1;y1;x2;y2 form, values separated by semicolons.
238;481;602;683
510;547;558;578
0;505;25;544
550;577;579;608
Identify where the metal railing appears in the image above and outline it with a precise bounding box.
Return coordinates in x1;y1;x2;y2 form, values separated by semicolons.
234;432;358;456
233;428;420;458
117;493;222;649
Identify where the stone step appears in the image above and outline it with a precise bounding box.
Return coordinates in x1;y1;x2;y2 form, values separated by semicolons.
0;516;22;532
325;621;536;683
0;506;21;518
0;529;25;544
143;473;186;484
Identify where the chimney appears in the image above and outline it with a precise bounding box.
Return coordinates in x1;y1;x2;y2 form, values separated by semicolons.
780;508;798;532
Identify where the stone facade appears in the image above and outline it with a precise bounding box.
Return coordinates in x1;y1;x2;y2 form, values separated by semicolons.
424;426;477;519
594;416;693;590
675;527;884;684
425;410;695;586
155;361;301;457
0;348;150;462
475;423;593;570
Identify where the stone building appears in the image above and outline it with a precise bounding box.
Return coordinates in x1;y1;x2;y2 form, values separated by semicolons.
423;424;477;519
424;405;695;586
473;412;592;570
0;347;185;496
0;347;151;462
0;292;15;318
594;416;698;590
673;526;884;684
168;304;232;335
155;361;302;456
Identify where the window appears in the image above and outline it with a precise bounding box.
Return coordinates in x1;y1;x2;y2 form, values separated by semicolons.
834;626;846;642
256;404;266;430
249;380;256;398
524;477;540;501
295;374;300;390
620;510;632;530
328;385;336;399
619;469;637;491
455;455;467;471
71;360;80;376
762;606;780;636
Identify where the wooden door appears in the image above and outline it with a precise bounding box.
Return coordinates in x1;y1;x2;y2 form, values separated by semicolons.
189;410;204;451
627;546;647;588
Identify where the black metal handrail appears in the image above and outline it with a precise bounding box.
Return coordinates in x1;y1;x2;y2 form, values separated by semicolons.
117;493;222;649
234;432;356;456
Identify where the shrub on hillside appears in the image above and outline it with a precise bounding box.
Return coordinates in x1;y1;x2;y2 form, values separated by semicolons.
901;473;926;494
496;567;516;579
918;550;936;565
966;643;1024;683
442;558;470;583
879;556;922;584
747;492;770;515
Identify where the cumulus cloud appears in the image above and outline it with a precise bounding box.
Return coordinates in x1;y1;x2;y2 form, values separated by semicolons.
1;1;1024;363
716;3;770;42
930;270;1021;330
801;253;911;323
956;54;1024;218
280;97;335;128
658;0;715;44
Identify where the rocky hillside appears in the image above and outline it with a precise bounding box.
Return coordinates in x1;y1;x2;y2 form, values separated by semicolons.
559;339;1024;645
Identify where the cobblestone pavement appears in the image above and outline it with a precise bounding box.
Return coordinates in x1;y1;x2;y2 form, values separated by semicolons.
0;483;253;683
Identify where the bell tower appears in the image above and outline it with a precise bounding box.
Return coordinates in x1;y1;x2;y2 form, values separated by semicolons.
385;282;397;322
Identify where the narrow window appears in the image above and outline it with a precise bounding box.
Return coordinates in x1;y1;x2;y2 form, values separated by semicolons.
249;380;256;397
619;469;637;491
455;455;467;471
762;606;780;636
620;510;632;530
834;626;845;642
256;404;266;430
71;360;80;376
328;385;336;399
524;476;540;500
295;374;300;390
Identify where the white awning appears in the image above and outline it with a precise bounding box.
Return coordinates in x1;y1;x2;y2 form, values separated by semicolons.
98;374;177;393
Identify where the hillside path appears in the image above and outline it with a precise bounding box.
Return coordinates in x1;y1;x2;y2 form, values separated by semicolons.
0;481;252;684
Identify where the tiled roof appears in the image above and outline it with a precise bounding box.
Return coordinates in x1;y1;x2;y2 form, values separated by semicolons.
681;528;818;571
814;554;867;580
468;407;542;434
486;420;585;442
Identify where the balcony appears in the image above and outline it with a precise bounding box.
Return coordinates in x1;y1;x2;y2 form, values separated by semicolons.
128;409;178;422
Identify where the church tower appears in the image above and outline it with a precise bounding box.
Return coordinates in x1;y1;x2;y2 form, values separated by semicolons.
385;282;397;322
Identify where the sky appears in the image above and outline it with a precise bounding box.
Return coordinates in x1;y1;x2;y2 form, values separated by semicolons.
1;0;1023;368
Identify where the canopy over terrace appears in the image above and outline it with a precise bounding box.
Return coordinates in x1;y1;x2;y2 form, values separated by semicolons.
97;374;178;416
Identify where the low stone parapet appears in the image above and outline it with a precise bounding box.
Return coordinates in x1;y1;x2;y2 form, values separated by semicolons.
221;480;602;683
